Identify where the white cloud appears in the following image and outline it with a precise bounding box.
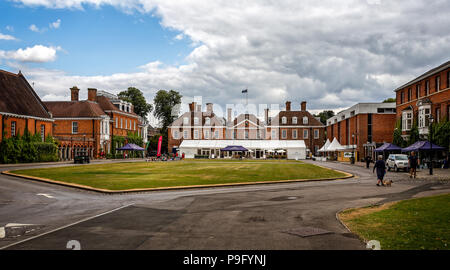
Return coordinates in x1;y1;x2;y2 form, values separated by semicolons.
49;18;61;29
5;26;14;32
0;45;61;63
0;33;17;40
10;0;450;113
29;24;41;32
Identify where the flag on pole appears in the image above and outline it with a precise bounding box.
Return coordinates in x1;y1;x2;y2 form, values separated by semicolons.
242;89;248;93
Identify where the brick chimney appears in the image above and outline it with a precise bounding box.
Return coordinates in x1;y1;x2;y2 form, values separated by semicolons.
189;102;196;112
87;88;97;102
196;104;202;112
285;101;291;111
301;101;307;111
70;86;79;101
264;108;269;124
227;108;232;123
206;103;213;116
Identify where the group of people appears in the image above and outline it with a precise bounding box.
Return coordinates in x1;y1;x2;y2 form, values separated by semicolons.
372;151;419;187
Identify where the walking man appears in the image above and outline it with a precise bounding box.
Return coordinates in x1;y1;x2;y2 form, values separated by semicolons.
365;155;372;169
409;151;418;178
373;155;387;186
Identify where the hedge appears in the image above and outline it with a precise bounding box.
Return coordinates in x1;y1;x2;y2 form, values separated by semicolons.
0;132;58;164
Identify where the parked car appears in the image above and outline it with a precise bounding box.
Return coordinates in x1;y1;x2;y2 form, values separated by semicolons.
74;154;90;164
387;154;409;172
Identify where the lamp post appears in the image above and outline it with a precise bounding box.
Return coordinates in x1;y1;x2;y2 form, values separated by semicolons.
429;114;434;175
351;134;355;164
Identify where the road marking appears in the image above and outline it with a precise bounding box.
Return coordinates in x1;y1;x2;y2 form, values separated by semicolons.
37;193;55;199
0;203;134;250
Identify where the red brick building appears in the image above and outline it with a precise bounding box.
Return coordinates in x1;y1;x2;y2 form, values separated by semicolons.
0;70;53;142
395;60;450;139
326;103;397;161
168;100;324;158
273;101;326;155
45;88;146;160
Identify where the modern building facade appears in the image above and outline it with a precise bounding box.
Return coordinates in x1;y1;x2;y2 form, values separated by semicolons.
0;70;53;142
395;60;450;139
326;103;397;161
168;100;324;159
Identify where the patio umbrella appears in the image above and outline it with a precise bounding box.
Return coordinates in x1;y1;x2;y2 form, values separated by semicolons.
220;145;249;151
374;143;402;152
402;141;446;152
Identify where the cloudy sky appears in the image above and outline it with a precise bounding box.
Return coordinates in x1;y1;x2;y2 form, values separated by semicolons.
1;0;449;124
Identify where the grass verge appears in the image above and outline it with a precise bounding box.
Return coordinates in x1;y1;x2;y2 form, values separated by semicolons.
339;193;450;250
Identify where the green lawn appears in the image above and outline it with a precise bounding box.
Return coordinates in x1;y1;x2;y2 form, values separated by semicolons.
11;160;346;191
339;193;450;250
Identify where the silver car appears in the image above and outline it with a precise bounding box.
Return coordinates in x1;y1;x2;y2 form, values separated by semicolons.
387;154;409;172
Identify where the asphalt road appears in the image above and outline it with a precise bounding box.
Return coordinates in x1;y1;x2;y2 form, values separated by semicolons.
0;160;449;250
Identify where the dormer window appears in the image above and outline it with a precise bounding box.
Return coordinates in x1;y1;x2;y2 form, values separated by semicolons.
183;117;189;125
282;116;287;124
303;116;308;125
205;117;211;126
194;117;199;125
292;117;297;124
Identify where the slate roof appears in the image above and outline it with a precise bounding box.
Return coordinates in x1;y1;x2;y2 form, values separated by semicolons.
96;95;139;117
0;70;52;119
44;101;106;118
275;110;324;126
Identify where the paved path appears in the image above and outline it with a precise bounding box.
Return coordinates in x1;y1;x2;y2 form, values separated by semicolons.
0;160;448;250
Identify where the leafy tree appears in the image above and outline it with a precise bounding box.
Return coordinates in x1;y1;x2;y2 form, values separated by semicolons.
432;117;450;151
118;87;153;118
153;90;182;153
407;119;420;145
314;110;335;125
383;98;396;103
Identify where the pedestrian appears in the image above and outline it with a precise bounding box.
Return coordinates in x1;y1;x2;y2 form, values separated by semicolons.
373;155;387;186
408;151;418;178
365;155;371;169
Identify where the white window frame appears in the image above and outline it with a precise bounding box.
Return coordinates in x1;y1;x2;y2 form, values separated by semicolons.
214;130;219;139
303;129;308;139
418;106;430;129
314;129;319;139
173;130;179;139
183;130;188;139
292;129;298;139
271;130;276;139
11;121;16;137
282;117;287;124
72;122;78;134
402;111;413;131
183;117;189;125
245;130;249;139
120;118;123;129
194;117;199;125
194;130;199;139
292;117;297;124
303;116;308;125
282;129;287;139
115;117;118;128
41;125;45;142
205;117;211;126
204;130;210;139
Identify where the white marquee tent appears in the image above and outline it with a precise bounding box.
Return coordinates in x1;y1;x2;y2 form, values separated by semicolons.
179;140;307;160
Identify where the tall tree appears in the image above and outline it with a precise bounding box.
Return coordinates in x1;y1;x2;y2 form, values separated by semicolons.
118;87;153;118
153;90;182;153
314;110;335;125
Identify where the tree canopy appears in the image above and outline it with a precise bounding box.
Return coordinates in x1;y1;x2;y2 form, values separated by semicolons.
118;87;153;118
314;110;335;125
383;98;396;103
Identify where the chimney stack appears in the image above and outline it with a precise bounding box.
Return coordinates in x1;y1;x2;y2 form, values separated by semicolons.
189;102;196;112
206;103;213;116
285;101;291;111
88;88;97;102
301;101;307;111
227;108;232;123
264;108;269;124
70;86;80;101
196;104;202;112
